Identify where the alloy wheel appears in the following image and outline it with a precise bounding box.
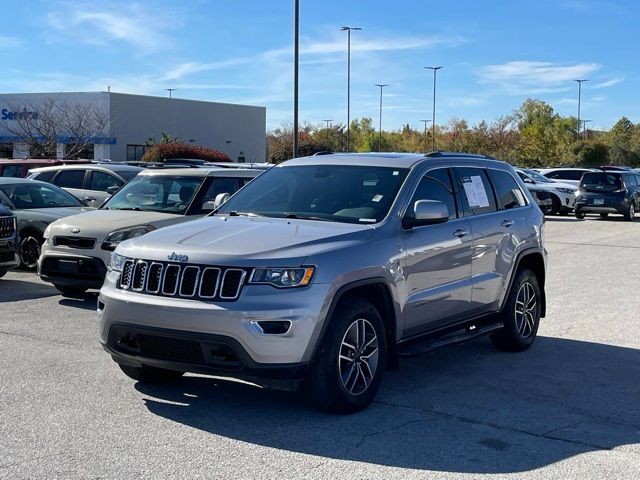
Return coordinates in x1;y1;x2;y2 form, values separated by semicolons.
514;282;537;338
338;318;379;396
20;236;41;268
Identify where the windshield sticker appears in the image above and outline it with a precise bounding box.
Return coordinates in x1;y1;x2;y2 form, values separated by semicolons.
359;218;377;223
462;175;490;208
372;194;383;202
392;171;399;176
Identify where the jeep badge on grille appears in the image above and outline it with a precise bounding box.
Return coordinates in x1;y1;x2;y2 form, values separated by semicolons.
167;252;189;263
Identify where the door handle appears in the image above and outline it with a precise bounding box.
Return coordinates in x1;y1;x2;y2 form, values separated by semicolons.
501;219;514;227
453;229;468;238
83;197;96;202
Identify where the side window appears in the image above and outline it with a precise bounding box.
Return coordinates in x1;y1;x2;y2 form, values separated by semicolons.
1;165;22;177
89;171;122;192
32;171;56;183
407;168;457;220
53;170;85;189
455;167;497;215
488;169;527;210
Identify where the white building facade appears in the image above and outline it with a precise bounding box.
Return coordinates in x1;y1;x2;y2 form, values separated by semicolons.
0;92;266;162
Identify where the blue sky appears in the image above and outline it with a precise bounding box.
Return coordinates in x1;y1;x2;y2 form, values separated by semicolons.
0;0;637;131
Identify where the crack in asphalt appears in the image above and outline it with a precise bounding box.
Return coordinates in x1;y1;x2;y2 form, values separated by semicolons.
351;419;435;450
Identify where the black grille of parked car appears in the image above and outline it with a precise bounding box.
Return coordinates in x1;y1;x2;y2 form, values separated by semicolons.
136;334;206;364
118;259;248;301
0;216;16;240
53;236;97;249
0;251;15;263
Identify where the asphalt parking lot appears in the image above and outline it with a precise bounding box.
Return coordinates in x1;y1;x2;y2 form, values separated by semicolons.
1;215;639;479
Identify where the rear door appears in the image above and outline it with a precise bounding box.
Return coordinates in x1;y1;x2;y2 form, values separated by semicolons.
453;167;512;316
400;167;473;335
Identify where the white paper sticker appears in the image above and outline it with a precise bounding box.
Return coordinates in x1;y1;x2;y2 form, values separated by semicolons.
462;176;490;208
372;194;383;202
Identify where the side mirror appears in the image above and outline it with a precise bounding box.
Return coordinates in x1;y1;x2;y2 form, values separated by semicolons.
403;200;449;229
213;192;230;209
523;177;535;184
107;185;120;195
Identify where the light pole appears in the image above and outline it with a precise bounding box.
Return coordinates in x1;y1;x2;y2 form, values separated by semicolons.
164;88;177;98
425;66;442;150
420;119;431;152
374;84;389;148
341;26;361;152
293;0;300;158
322;119;333;130
582;119;592;140
574;79;588;140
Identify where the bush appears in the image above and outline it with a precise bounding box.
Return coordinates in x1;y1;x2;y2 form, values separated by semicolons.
142;143;231;163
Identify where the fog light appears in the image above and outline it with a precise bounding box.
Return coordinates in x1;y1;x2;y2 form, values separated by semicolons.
250;320;292;335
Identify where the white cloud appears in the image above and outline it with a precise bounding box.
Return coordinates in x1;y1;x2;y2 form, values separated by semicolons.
592;78;623;88
478;61;601;84
0;36;22;48
161;59;251;81
46;2;180;54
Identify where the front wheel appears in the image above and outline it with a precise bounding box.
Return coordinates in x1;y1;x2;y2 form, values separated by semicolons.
491;268;541;352
624;202;635;221
306;298;386;414
575;210;585;220
118;364;184;383
19;233;42;269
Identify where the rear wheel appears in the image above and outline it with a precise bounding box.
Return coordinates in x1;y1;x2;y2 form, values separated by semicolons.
19;232;42;269
307;298;386;414
491;268;541;352
550;196;561;215
55;286;87;297
118;364;185;383
575;210;585;220
624;202;635;221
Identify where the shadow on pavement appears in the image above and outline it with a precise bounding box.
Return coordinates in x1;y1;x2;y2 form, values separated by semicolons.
59;293;98;311
134;336;640;474
0;277;59;302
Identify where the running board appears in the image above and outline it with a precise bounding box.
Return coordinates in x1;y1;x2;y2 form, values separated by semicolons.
398;322;504;357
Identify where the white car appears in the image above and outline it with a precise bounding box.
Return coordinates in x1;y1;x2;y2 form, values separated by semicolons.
514;168;578;215
536;168;598;188
38;167;261;295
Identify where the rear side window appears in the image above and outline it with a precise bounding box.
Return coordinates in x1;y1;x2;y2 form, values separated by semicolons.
1;165;22;177
455;167;497;215
488;169;527;210
53;170;85;189
624;174;637;186
32;170;56;183
408;168;457;220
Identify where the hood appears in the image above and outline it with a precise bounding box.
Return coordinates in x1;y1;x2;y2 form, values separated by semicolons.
116;215;375;266
21;207;93;223
47;209;187;240
534;181;577;192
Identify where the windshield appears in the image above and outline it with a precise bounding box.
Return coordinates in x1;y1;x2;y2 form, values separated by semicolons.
217;164;409;224
103;175;204;214
114;170;140;182
580;172;622;192
0;182;82;209
523;169;553;183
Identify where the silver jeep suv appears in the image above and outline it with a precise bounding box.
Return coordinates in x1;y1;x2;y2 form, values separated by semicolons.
98;152;547;413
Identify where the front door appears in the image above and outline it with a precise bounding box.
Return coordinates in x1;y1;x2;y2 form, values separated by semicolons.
401;167;473;336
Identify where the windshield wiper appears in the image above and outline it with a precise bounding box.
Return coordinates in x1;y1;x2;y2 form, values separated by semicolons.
228;211;261;217
269;212;339;222
116;206;146;211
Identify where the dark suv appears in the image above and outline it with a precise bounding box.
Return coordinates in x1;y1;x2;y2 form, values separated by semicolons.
0;205;19;278
575;170;640;220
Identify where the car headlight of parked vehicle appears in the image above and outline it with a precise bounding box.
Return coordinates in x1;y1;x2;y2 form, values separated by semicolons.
556;187;576;194
101;225;156;251
108;252;127;273
249;267;315;288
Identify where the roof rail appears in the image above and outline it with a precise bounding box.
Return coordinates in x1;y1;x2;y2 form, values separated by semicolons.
424;151;496;160
313;150;335;156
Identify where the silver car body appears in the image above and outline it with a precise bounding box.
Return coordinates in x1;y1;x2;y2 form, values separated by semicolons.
39;168;261;289
514;168;578;212
98;153;547;386
536;167;598;187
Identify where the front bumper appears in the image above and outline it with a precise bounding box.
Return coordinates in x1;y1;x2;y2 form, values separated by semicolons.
38;252;107;289
0;239;19;272
98;270;331;370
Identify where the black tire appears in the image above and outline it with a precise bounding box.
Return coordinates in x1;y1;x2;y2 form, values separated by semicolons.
599;213;609;219
55;285;88;297
490;268;541;352
19;231;43;269
0;270;6;279
118;364;185;383
306;298;387;414
575;210;585;220
624;202;635;221
550;196;561;215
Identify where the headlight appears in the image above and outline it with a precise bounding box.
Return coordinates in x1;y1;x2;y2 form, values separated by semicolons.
109;253;127;272
101;225;155;251
557;187;575;194
43;224;51;239
249;267;315;288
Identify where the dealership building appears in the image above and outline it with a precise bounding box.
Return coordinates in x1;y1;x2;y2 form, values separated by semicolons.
0;92;266;162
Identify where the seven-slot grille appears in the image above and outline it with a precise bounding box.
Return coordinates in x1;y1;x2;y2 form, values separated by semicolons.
0;216;16;240
118;259;247;301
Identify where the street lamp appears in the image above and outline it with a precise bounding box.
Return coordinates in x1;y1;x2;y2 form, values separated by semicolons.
574;79;588;140
322;119;333;130
582;119;592;140
425;66;442;150
341;26;361;152
374;84;389;148
164;88;177;98
293;0;300;158
420;119;431;152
